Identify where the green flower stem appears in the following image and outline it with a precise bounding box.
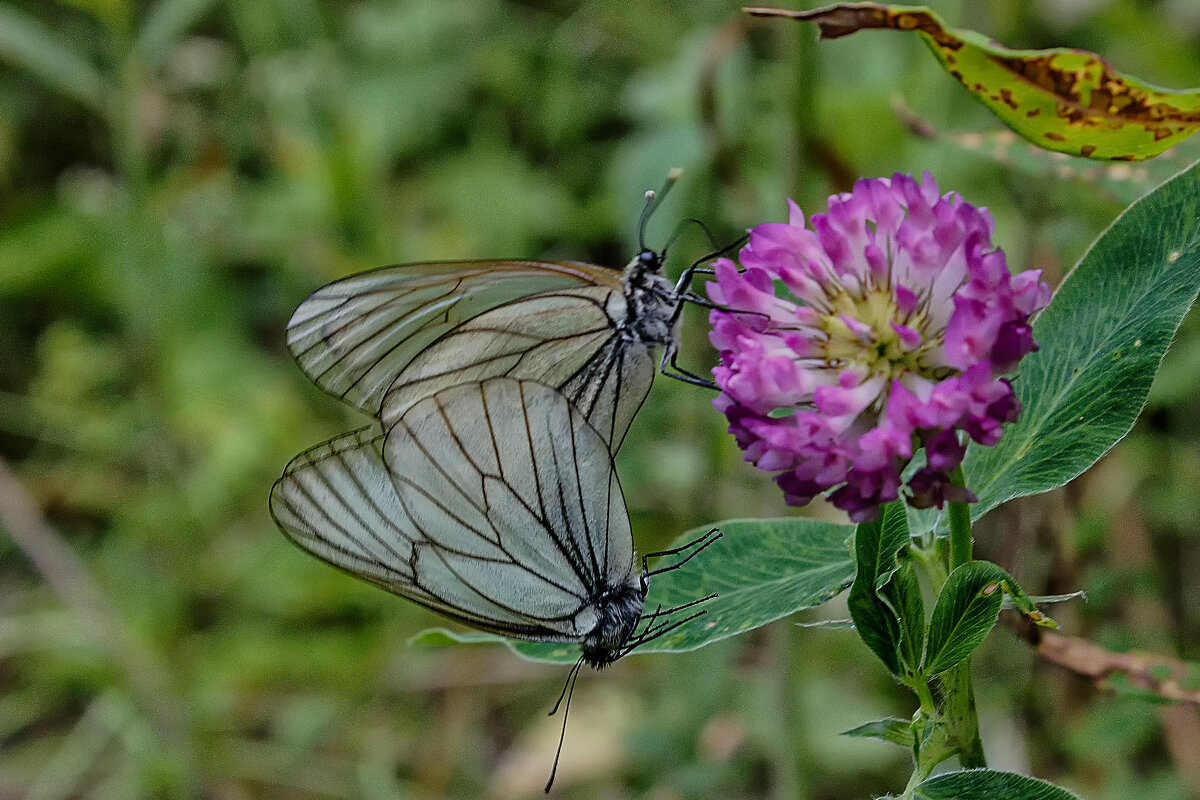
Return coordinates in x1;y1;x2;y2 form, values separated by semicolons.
906;466;987;781
942;465;986;768
910;539;948;592
948;466;973;570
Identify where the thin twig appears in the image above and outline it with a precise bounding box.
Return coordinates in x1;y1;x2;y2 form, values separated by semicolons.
1008;614;1200;705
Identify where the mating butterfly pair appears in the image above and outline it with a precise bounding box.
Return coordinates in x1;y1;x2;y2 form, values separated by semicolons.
270;238;721;670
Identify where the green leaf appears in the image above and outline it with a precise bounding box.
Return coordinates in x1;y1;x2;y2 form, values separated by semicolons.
0;5;111;113
747;3;1200;160
841;717;914;747
915;769;1082;800
892;106;1200;207
794;618;856;631
886;561;926;674
848;502;911;675
408;628;501;648
924;562;1006;675
963;159;1200;521
429;518;856;664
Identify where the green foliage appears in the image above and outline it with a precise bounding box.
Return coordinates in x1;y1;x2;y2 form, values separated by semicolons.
923;563;1006;675
965;159;1200;520
848;502;914;676
422;518;856;663
914;770;1082;800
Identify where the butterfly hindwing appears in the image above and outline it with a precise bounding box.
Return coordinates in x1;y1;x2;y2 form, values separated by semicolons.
269;378;638;644
384;379;636;627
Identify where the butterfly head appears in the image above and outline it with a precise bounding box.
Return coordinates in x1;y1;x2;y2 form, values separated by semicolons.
635;248;663;275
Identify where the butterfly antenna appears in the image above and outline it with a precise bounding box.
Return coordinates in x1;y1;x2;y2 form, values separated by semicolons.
671;231;748;296
663;217;720;258
545;656;585;793
638;167;684;252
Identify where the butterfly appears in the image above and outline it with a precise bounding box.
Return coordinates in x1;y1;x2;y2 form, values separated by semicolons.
270;377;717;666
283;189;718;453
269;377;719;789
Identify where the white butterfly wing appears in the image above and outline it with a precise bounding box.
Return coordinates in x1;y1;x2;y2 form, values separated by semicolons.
384;378;637;635
269;428;587;639
379;287;656;451
287;260;661;453
269;428;420;590
269;378;636;642
285;260;624;419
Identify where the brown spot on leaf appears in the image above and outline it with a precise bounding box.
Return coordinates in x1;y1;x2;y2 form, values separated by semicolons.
1080;144;1096;157
1044;131;1067;141
1026;108;1041;117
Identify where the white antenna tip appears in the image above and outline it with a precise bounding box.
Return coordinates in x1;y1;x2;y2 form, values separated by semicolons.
668;166;684;180
644;189;656;200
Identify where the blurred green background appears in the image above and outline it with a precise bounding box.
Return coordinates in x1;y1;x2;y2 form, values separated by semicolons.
3;0;1200;797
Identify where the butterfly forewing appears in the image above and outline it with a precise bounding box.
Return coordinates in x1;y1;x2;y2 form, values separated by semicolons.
287;259;668;453
286;260;624;420
379;289;620;424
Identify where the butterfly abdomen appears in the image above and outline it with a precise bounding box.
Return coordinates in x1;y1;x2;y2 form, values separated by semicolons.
580;575;646;669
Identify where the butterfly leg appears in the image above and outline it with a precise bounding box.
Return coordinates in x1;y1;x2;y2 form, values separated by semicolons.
619;597;718;656
658;346;719;390
643;527;722;578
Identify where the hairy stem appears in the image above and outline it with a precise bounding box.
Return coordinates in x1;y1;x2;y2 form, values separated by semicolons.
948;466;973;570
942;465;986;767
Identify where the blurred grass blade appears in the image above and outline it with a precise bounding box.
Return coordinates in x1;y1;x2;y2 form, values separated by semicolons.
747;2;1200;160
135;0;221;71
0;5;111;113
0;211;98;298
0;610;93;657
27;690;134;800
